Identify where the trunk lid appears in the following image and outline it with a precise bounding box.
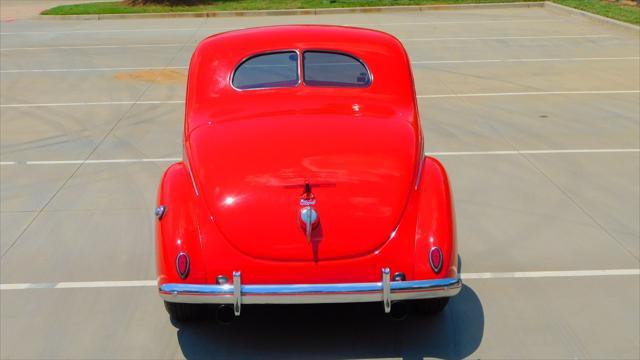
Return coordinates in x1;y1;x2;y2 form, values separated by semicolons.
188;113;418;262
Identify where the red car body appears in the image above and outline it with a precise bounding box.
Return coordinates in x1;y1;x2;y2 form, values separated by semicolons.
156;25;460;319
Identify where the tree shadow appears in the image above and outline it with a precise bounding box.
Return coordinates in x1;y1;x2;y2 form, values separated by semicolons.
174;284;483;359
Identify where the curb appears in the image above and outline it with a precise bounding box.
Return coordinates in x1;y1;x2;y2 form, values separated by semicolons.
39;2;544;20
544;1;639;32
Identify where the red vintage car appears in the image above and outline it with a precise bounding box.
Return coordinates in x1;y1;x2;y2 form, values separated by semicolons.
155;25;460;323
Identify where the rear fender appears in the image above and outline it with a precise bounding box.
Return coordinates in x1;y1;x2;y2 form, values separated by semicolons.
155;162;206;285
414;156;458;279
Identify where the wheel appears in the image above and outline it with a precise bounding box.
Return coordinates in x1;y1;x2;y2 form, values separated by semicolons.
164;301;201;322
413;297;450;315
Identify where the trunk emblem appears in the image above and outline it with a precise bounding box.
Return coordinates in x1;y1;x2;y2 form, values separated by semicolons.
299;182;319;241
300;198;316;206
300;182;315;204
300;206;319;241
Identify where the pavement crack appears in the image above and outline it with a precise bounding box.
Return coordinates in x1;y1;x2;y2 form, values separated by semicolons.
440;90;639;263
1;18;208;259
521;152;640;262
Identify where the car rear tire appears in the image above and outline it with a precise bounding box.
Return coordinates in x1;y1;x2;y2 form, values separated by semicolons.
414;297;450;315
164;301;200;322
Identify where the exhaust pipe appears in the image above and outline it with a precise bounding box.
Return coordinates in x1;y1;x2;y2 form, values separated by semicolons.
216;305;235;324
389;301;408;320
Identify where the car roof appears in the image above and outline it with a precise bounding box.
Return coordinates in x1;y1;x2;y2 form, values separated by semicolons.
185;25;417;132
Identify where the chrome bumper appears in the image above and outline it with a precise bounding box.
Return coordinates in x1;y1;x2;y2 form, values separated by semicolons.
159;268;462;316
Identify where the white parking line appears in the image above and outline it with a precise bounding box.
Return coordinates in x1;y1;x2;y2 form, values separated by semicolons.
3;57;638;73
0;66;187;73
3;90;637;108
0;19;562;35
0;43;186;51
418;90;640;98
404;34;612;41
1;269;637;290
428;149;640;156
349;19;562;26
413;57;640;64
462;269;640;279
0;34;615;51
0;280;157;290
0;100;184;108
0;28;202;35
1;149;637;166
24;158;181;165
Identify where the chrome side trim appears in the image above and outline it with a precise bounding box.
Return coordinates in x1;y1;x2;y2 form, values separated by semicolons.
382;268;391;313
414;137;425;190
159;275;461;307
233;271;241;316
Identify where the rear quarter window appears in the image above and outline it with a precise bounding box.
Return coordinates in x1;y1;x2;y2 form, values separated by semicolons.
303;51;371;87
232;51;299;90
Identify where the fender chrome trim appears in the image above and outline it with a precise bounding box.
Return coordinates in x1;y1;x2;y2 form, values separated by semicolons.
159;271;462;315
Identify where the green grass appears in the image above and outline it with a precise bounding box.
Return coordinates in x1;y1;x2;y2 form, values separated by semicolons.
554;0;639;25
41;0;640;26
40;0;541;15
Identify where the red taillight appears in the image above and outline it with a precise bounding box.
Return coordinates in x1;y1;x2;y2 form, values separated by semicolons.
176;252;190;279
429;247;443;274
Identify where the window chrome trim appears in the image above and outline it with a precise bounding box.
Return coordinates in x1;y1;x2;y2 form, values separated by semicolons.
230;49;301;91
230;49;374;90
301;49;374;88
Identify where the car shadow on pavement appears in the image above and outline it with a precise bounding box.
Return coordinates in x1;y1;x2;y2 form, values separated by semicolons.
174;284;483;359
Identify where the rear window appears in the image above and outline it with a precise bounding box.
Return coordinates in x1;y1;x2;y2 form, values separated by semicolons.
232;51;299;90
303;51;371;87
